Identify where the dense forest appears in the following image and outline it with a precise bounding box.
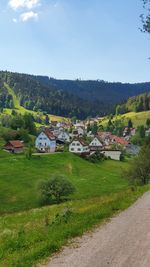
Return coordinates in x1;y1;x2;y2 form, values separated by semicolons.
116;92;150;115
0;81;14;110
0;71;150;119
0;71;105;119
35;76;150;106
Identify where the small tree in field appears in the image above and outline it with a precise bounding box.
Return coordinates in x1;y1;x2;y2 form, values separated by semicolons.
39;175;75;204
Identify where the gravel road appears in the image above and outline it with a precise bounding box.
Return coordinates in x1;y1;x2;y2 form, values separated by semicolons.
43;191;150;267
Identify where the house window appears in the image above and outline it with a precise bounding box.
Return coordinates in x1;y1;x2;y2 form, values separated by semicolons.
72;143;75;146
77;148;81;151
71;148;74;151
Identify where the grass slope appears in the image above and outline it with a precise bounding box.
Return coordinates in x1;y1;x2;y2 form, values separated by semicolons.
3;83;68;123
101;110;150;128
0;151;128;214
0;151;150;266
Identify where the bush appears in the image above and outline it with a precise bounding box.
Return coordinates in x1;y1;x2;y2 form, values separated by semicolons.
125;139;150;185
39;175;76;205
86;151;106;163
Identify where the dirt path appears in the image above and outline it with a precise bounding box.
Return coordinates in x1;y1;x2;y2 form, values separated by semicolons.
42;191;150;267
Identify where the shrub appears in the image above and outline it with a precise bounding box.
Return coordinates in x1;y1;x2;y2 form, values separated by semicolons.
86;151;106;163
125;139;150;185
39;175;76;205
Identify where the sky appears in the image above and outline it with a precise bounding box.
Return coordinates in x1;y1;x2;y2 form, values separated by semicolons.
0;0;150;83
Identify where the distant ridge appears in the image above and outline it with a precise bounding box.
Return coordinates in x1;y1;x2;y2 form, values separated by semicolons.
0;70;150;119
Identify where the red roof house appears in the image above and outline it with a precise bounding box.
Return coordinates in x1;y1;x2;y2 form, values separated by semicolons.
4;140;24;153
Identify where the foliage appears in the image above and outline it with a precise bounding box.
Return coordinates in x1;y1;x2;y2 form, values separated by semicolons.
118;92;150;114
0;185;150;267
1;71;150;119
105;118;125;136
39;175;76;204
131;125;146;145
125;138;150;185
141;0;150;33
0;152;128;214
86;151;106;163
25;145;33;160
128;119;133;128
91;122;98;135
146;118;150;128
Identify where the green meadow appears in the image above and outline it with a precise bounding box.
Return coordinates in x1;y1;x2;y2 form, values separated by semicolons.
0;150;150;266
0;151;128;214
101;110;150;128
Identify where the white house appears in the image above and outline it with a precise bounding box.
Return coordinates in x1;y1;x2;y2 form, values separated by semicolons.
57;131;70;143
89;136;103;151
77;126;85;136
35;129;56;153
69;138;90;154
145;128;150;136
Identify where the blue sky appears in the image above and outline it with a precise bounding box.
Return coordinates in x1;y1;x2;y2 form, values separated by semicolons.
0;0;150;82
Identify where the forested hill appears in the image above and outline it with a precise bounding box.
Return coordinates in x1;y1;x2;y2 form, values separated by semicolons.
0;71;107;119
35;76;150;105
116;92;150;114
0;71;150;119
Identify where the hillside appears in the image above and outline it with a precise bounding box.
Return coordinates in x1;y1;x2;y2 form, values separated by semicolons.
1;71;150;119
0;83;68;124
0;71;105;119
101;110;150;128
0;152;128;214
0;150;150;266
116;92;150;114
36;76;150;108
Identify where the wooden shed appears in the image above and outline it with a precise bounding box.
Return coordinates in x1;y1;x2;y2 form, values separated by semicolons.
4;140;24;153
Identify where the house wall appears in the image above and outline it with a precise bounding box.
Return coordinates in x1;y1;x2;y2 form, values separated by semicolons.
35;132;56;152
77;127;84;136
101;150;121;161
89;137;103;147
58;132;70;142
69;140;89;153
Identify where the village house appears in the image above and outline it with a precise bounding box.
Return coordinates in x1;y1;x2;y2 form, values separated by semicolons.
123;127;136;137
35;128;56;153
145;128;150;136
111;135;129;148
89;136;104;151
97;132;112;147
57;131;70;143
69;138;90;154
76;126;85;136
4;140;24;153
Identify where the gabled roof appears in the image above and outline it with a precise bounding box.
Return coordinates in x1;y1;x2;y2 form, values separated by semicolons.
89;136;104;146
5;140;24;148
43;128;56;140
71;138;88;147
95;135;104;144
111;135;129;145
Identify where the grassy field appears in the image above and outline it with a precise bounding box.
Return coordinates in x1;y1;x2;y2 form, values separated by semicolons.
0;151;128;214
0;151;150;266
101;110;150;128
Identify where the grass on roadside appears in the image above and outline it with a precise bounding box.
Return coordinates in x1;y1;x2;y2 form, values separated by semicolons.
0;185;149;267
